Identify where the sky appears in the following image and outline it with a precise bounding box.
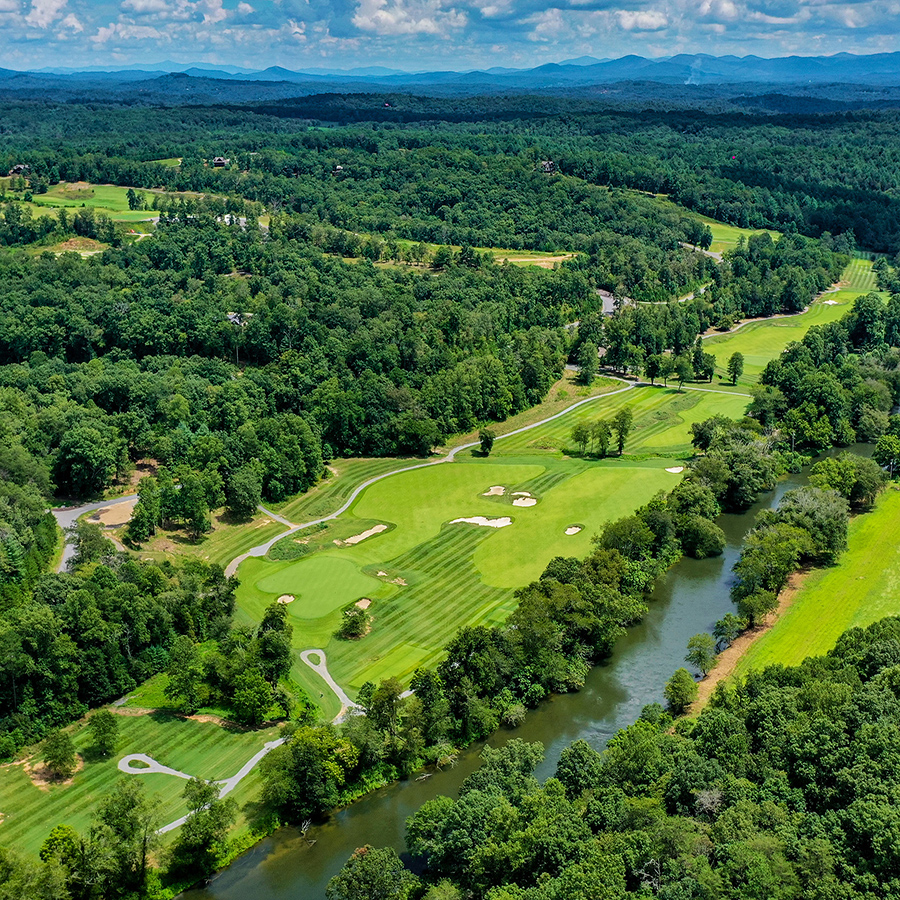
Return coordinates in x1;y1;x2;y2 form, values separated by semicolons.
2;0;900;72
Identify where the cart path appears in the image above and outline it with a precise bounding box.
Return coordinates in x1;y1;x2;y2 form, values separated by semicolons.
118;737;287;835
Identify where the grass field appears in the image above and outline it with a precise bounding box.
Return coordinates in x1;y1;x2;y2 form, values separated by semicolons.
0;712;280;858
24;182;159;223
703;258;879;386
733;488;900;677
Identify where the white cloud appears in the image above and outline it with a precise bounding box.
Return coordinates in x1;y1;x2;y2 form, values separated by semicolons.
0;0;20;11
354;0;467;35
25;0;66;27
121;0;170;12
60;11;82;31
92;21;165;43
237;1;254;12
617;9;668;31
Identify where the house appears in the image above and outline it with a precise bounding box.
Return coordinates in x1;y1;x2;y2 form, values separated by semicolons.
538;159;556;174
212;156;230;167
332;164;344;175
7;164;29;177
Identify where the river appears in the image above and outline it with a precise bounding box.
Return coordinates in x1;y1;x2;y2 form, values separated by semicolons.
186;471;805;900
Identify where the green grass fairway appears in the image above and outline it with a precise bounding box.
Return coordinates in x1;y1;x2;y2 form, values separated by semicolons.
494;386;749;458
257;556;384;617
734;488;900;677
0;713;280;858
704;258;879;386
237;456;677;700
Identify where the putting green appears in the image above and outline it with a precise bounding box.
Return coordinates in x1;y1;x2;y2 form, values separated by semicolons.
256;556;384;618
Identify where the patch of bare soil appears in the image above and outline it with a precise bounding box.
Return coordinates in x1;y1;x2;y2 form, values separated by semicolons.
54;237;105;253
112;706;155;717
24;754;84;791
88;497;138;527
690;570;809;713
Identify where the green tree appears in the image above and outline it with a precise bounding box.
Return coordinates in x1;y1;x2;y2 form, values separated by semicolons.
727;352;744;385
737;589;779;627
478;428;495;455
612;407;633;455
685;633;718;676
570;422;591;455
164;635;204;713
43;730;76;780
88;709;119;757
576;342;598;385
54;426;122;497
232;668;273;725
874;434;900;478
326;845;418;900
170;778;237;876
226;463;262;520
675;356;694;391
664;668;698;714
713;613;747;649
592;419;612;457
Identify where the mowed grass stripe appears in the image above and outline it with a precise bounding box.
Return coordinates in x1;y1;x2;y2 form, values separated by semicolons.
328;526;512;690
733;489;900;678
0;713;280;858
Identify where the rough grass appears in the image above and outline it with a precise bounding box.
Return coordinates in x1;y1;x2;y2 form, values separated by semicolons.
137;509;286;568
733;488;900;677
0;713;280;858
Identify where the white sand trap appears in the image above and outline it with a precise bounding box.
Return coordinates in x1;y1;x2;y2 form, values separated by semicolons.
335;524;388;546
377;570;388;577
512;491;532;496
451;516;512;528
513;497;538;507
665;466;685;474
355;598;371;610
482;486;506;496
565;526;583;535
823;299;840;305
277;594;294;605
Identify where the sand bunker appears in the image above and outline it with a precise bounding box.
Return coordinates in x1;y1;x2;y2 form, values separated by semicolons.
665;466;685;474
823;299;840;305
512;491;531;496
450;516;512;528
512;497;537;507
376;570;388;576
277;594;294;605
482;486;506;496
355;598;371;610
335;524;388;546
565;526;583;535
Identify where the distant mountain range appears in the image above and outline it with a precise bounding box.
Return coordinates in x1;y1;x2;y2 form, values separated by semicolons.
4;52;900;107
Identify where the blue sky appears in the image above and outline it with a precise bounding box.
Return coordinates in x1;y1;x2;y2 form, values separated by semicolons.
2;0;900;72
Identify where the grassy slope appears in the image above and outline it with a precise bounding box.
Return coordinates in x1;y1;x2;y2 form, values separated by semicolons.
733;489;900;677
0;712;280;858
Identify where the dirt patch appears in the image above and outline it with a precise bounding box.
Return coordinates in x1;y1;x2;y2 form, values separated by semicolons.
88;497;138;527
334;523;388;546
451;516;512;528
24;753;84;791
112;706;155;717
690;570;808;713
391;577;408;586
356;598;372;610
496;253;575;268
255;518;274;528
277;594;295;605
295;538;310;545
186;713;233;726
54;236;106;253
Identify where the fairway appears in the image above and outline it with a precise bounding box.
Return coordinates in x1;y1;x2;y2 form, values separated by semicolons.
704;258;879;385
733;488;900;677
237;454;680;700
0;713;280;858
